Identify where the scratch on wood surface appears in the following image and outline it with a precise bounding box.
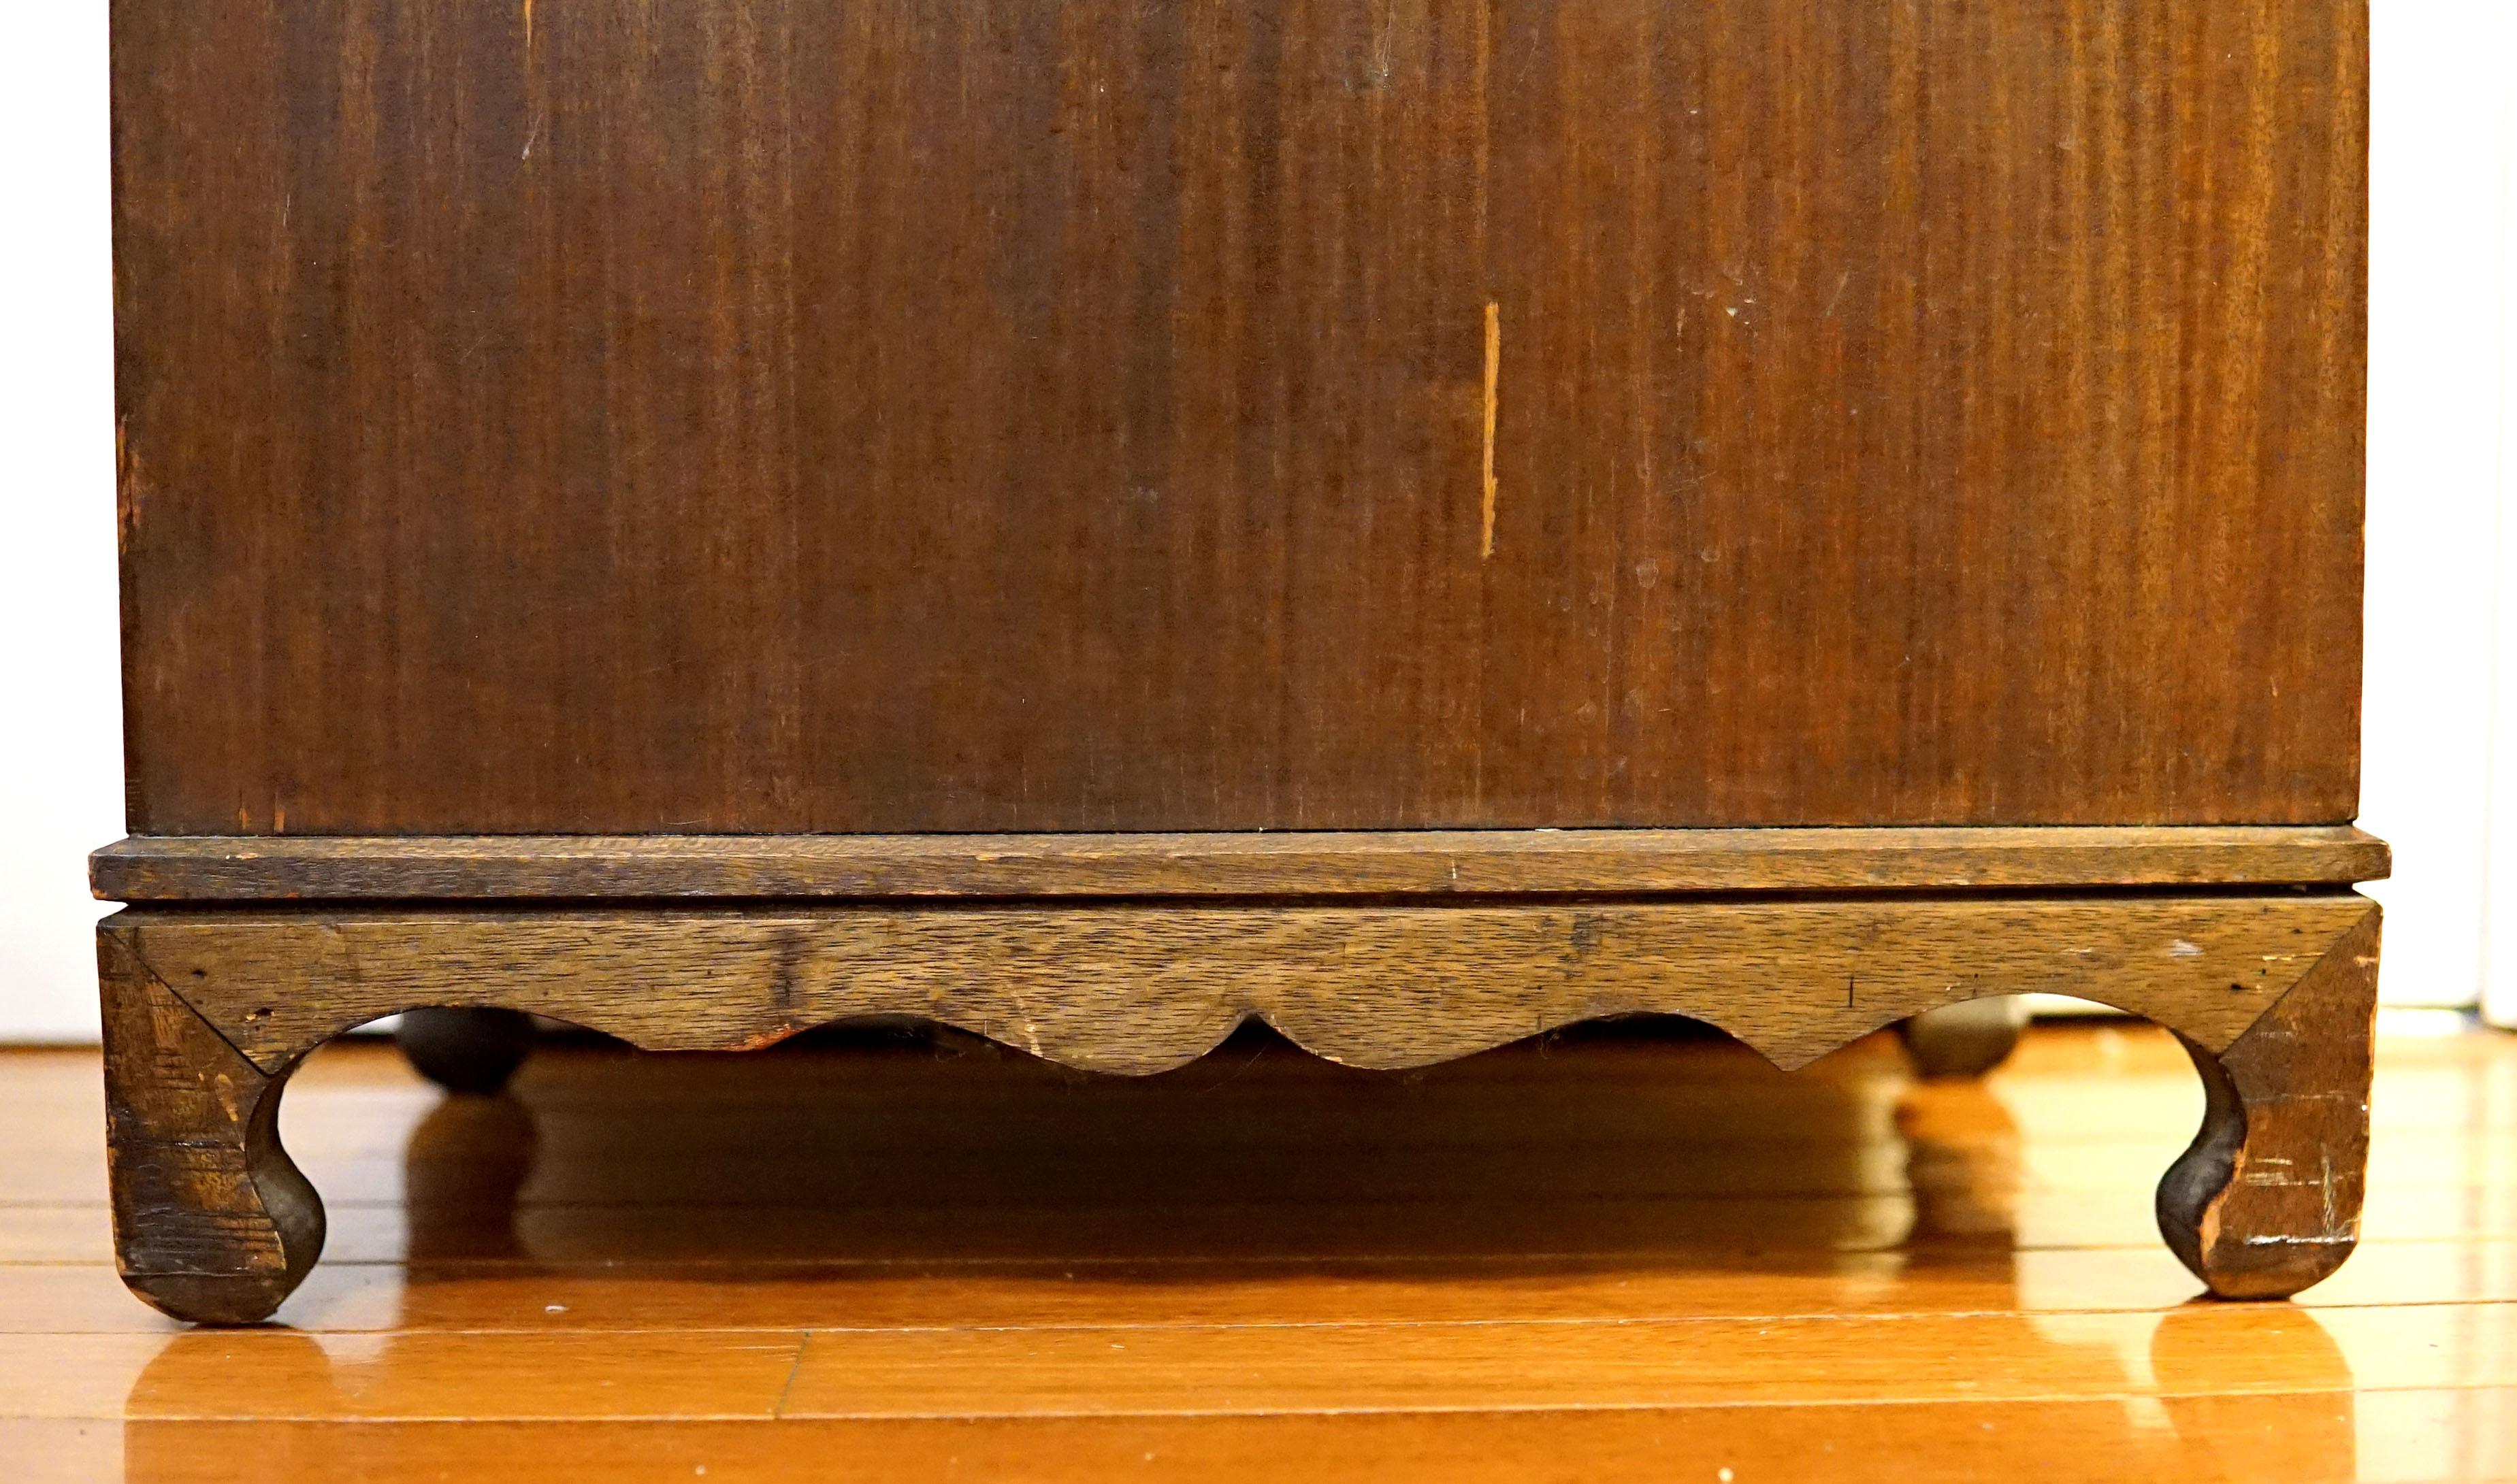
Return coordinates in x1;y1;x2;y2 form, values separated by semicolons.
519;0;541;161
1481;301;1500;559
114;416;143;557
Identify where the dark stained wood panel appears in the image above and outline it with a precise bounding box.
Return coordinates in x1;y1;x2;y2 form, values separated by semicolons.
112;0;2369;834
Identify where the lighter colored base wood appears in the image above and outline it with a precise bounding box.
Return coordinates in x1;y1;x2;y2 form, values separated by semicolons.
117;897;2368;1073
2160;910;2382;1299
89;825;2392;901
97;935;321;1325
96;893;2381;1321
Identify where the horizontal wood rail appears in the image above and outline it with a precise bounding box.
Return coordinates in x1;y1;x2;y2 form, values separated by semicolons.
93;826;2390;903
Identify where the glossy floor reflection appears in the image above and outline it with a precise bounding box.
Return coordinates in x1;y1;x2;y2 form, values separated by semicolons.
5;1019;2516;1481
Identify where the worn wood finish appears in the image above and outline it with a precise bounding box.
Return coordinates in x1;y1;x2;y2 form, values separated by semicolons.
112;0;2369;834
111;896;2371;1077
2160;908;2381;1300
89;826;2393;903
97;932;323;1326
96;896;2379;1319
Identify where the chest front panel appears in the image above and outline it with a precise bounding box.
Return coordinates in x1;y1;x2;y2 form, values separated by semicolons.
113;0;2366;833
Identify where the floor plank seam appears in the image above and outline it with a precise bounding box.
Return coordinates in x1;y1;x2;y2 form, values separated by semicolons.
768;1332;811;1419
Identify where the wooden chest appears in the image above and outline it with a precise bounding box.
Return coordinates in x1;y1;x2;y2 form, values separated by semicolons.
93;0;2384;1322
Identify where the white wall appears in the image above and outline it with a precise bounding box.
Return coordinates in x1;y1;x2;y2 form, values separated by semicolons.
0;1;116;1042
2361;0;2517;1015
2477;4;2517;1029
1;5;2512;1039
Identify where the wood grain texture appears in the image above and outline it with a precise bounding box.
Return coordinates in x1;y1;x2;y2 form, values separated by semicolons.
71;1394;2517;1484
109;895;2373;1078
13;1306;2505;1420
97;931;323;1325
771;1302;2469;1415
12;1305;2498;1420
25;1238;2517;1336
89;826;2394;903
2160;908;2381;1299
112;0;2369;835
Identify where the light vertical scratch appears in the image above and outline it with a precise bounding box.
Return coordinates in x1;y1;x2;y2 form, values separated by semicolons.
519;0;540;162
1481;300;1500;559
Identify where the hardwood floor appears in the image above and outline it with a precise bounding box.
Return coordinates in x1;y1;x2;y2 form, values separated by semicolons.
4;1019;2514;1481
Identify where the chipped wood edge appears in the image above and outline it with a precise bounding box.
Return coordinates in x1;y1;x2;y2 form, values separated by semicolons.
99;922;324;1325
2156;904;2380;1300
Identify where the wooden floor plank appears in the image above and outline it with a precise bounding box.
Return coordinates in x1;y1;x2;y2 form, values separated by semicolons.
0;1332;807;1422
23;1127;2517;1211
6;1307;2510;1423
20;1187;2517;1270
12;1240;2517;1336
772;1303;2517;1418
47;1390;2513;1484
7;1024;2517;1477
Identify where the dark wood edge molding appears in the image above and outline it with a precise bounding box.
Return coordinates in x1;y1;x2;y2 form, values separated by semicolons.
91;825;2392;903
2157;904;2381;1300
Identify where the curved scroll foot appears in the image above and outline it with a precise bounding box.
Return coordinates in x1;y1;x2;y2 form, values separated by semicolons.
2157;907;2379;1300
99;925;325;1325
1899;996;2030;1078
397;1006;536;1095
